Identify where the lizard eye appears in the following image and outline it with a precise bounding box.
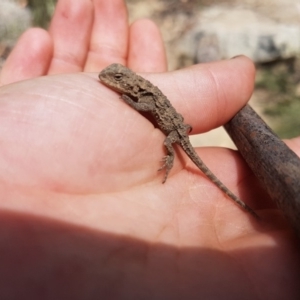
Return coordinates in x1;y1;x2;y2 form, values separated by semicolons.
114;73;123;81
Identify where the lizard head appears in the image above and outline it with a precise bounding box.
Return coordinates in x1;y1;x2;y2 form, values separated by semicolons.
98;63;135;93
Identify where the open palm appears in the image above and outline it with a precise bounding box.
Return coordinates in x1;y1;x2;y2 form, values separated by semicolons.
0;0;299;299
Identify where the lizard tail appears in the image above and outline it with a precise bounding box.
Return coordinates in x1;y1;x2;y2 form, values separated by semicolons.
181;141;259;219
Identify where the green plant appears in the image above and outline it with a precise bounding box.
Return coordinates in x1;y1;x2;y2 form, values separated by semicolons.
27;0;57;28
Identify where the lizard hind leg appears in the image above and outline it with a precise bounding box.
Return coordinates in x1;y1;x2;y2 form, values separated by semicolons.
158;155;174;183
158;130;180;183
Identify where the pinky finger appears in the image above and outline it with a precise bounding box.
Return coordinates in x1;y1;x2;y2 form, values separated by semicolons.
0;28;53;86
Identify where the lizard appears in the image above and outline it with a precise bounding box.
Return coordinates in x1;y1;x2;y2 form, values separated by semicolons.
98;63;259;219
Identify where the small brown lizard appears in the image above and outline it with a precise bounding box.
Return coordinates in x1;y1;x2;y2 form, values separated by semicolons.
99;64;259;219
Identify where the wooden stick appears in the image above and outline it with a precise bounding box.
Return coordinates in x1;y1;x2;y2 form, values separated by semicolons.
224;104;300;236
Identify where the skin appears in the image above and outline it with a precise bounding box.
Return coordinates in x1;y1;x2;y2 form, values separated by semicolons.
0;0;299;299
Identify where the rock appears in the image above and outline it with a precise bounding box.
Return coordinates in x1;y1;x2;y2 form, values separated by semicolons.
0;0;31;69
178;7;300;64
0;0;32;47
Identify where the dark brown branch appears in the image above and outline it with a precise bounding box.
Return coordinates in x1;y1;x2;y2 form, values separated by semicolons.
224;104;300;236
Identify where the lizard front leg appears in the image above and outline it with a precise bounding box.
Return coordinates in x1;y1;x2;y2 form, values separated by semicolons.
122;94;179;183
159;130;181;183
121;95;155;112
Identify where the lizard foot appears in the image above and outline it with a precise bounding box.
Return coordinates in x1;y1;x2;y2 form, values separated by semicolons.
158;155;174;183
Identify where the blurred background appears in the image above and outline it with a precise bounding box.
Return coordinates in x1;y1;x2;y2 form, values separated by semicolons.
1;0;300;148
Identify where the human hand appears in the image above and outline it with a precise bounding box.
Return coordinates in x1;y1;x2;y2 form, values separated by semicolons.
0;0;299;299
1;56;299;299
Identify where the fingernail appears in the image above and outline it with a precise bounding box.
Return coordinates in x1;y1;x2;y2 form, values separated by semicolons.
230;55;244;59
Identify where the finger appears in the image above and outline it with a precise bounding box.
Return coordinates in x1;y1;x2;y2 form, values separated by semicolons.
128;19;167;73
47;0;93;74
285;137;300;157
84;0;129;71
144;56;256;133
0;28;52;86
